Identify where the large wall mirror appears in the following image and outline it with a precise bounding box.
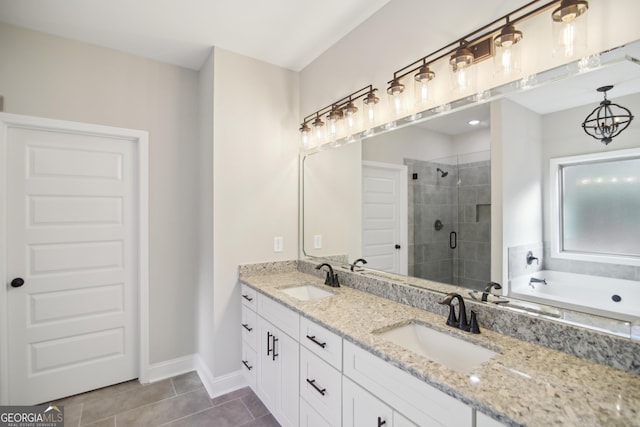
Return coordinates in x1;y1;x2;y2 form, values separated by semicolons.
301;40;640;338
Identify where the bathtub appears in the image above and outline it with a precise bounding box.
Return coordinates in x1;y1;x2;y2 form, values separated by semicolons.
509;270;640;322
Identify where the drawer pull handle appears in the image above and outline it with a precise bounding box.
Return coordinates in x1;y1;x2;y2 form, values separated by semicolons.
242;294;253;302
306;379;326;396
242;323;253;332
242;360;253;371
377;417;386;427
306;335;327;349
267;332;273;356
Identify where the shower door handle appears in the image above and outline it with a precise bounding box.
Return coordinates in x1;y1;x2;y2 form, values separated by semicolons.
449;231;457;249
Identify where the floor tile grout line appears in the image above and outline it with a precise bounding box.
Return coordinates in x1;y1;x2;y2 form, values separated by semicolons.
109;387;213;427
169;378;178;397
238;396;257;421
155;403;218;427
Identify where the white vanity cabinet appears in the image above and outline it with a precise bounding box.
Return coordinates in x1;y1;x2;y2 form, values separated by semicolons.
343;341;473;427
255;293;300;427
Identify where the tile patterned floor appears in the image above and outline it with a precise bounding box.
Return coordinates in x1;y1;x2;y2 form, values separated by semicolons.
51;372;280;427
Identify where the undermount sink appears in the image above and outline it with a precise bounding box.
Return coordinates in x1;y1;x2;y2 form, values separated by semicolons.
376;322;497;374
280;284;334;301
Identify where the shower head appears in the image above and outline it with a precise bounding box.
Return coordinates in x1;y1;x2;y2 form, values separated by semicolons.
437;167;449;178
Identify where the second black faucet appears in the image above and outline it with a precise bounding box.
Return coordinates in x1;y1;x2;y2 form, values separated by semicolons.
315;263;340;287
438;292;480;334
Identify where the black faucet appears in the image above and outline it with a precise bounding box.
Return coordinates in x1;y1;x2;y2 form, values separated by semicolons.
315;263;339;287
481;282;502;302
350;258;368;271
438;292;480;334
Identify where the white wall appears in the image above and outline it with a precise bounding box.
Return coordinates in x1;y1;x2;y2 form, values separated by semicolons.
492;99;543;285
303;142;362;261
0;23;200;364
196;49;215;379
362;125;452;164
211;47;299;377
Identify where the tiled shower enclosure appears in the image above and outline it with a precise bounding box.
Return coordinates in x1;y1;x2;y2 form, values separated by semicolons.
407;153;491;290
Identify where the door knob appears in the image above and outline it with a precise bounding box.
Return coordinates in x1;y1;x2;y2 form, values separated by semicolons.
10;278;24;288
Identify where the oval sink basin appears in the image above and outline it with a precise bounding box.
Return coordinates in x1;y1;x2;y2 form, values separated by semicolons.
280;284;334;301
376;323;497;374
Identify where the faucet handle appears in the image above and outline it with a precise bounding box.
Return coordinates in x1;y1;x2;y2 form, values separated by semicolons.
468;310;481;334
445;305;458;327
526;251;539;265
323;271;331;285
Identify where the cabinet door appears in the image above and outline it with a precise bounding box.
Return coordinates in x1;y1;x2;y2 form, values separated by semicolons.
256;317;278;413
275;328;299;427
256;315;299;427
394;411;418;427
343;376;393;427
300;398;333;427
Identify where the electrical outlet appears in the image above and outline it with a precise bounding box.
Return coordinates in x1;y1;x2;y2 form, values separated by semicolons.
273;236;283;252
313;234;322;249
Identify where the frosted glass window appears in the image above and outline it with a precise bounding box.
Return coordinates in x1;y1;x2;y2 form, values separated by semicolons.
560;156;640;257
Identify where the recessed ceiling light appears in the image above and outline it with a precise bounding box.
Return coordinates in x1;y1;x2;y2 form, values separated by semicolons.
468;119;480;126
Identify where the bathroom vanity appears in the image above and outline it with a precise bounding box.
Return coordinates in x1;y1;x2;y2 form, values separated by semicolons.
239;260;640;427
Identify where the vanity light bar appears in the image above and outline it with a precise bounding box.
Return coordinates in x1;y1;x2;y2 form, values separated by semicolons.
386;0;585;97
299;85;379;147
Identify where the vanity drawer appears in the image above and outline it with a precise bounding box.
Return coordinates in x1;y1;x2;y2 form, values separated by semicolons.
300;316;342;370
257;293;299;339
343;341;472;427
300;397;333;427
241;342;257;390
241;284;257;310
300;348;342;427
241;305;257;350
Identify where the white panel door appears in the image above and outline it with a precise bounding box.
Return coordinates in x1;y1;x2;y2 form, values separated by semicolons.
5;125;138;404
362;161;407;275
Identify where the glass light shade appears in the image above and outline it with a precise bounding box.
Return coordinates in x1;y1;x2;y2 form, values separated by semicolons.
387;78;407;119
312;116;325;145
450;64;476;95
450;46;476;95
414;65;435;107
494;24;522;77
363;91;380;131
326;107;344;143
299;122;312;149
343;101;359;137
552;1;588;58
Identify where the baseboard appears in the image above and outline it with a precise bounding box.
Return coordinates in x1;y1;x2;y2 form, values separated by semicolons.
194;354;247;398
146;354;197;383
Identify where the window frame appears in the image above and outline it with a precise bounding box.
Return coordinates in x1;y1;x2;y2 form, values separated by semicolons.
549;147;640;266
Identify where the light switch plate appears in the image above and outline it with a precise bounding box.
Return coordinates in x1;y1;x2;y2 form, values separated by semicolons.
313;234;322;249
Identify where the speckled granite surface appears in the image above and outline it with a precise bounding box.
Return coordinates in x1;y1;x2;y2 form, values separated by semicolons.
239;261;640;427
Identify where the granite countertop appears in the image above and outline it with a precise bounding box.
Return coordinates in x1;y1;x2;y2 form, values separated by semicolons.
239;268;640;427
